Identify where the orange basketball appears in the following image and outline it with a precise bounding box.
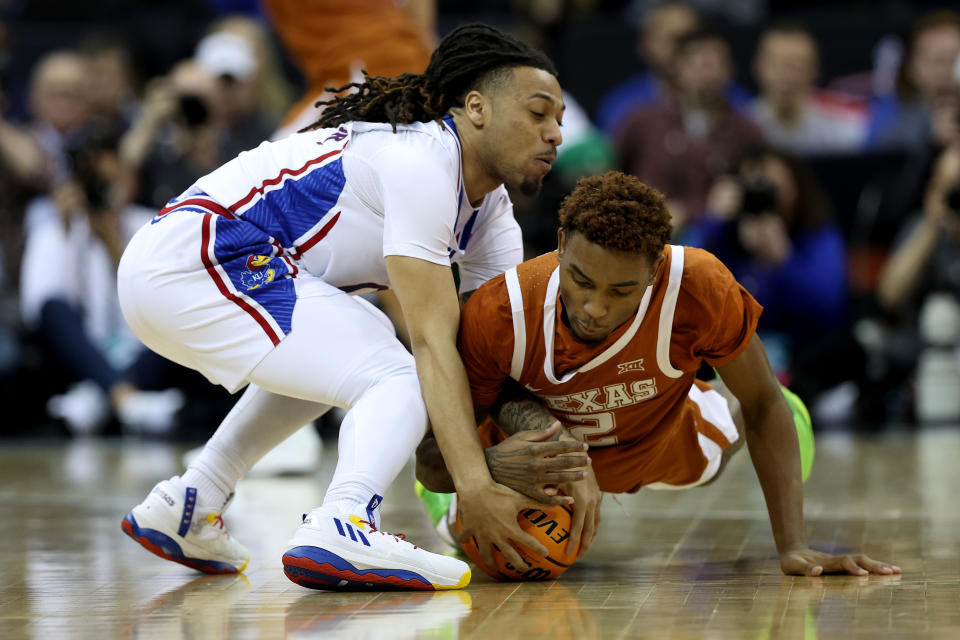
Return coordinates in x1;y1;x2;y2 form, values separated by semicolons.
455;502;581;581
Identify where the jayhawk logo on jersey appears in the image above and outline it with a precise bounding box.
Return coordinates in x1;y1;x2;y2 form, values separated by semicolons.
246;254;272;270
241;254;277;290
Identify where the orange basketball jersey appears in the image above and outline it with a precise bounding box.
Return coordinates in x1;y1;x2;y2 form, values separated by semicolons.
458;245;763;493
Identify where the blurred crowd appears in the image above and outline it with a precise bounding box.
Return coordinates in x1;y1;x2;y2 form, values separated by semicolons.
2;0;960;439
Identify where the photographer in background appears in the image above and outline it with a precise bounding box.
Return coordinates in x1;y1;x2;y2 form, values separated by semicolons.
877;142;960;422
119;59;223;209
685;145;855;414
20;124;185;435
120;34;274;211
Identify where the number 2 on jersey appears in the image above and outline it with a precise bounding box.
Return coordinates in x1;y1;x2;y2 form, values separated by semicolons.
563;412;618;446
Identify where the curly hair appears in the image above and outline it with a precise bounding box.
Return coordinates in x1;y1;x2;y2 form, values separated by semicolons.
301;23;557;133
558;171;673;260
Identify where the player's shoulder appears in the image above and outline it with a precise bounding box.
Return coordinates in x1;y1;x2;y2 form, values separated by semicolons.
465;252;558;317
516;251;560;285
345;120;461;184
674;245;733;277
676;246;739;295
351;120;455;156
507;251;561;312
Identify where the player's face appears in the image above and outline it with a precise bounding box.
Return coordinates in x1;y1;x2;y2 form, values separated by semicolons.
557;230;663;344
483;66;564;196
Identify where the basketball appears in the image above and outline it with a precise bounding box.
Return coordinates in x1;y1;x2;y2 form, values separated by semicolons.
455;502;582;581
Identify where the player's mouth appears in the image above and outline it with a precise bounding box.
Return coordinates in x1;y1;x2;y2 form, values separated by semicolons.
534;153;555;173
573;317;605;340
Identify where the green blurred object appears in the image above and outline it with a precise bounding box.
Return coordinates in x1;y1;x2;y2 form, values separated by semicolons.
714;367;814;483
552;129;616;179
415;480;453;527
781;384;815;482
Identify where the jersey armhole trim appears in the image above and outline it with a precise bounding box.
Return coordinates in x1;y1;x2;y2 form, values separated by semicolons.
656;244;685;379
505;267;526;380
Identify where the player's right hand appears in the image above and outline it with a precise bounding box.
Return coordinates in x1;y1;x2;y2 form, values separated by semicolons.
558;460;602;560
456;481;557;571
483;422;589;504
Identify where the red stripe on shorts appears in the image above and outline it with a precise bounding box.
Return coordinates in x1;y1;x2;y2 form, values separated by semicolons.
200;213;281;346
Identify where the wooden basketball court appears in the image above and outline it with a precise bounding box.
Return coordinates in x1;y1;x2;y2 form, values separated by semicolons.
1;428;958;638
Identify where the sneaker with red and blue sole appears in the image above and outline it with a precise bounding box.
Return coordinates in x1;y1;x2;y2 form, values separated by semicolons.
121;476;249;574
282;496;470;591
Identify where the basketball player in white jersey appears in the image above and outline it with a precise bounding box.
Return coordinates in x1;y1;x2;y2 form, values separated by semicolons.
118;24;588;589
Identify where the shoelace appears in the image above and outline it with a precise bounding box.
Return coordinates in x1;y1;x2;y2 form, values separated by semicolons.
360;520;418;549
206;513;227;531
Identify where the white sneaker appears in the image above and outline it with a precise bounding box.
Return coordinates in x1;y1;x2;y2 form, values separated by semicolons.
282;496;471;590
47;381;110;435
122;476;250;574
116;389;185;435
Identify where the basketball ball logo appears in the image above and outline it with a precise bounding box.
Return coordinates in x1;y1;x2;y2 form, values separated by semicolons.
456;502;582;581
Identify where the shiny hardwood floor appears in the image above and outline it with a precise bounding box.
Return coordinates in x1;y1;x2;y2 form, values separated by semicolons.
1;428;958;639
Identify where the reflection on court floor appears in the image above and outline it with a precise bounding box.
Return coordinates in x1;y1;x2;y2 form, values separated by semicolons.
0;429;957;639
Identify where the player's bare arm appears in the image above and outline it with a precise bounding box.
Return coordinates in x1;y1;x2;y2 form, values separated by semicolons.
386;254;558;570
717;334;901;576
415;421;588;498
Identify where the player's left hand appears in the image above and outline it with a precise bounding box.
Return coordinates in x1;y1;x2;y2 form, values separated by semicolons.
483;422;590;504
779;548;902;576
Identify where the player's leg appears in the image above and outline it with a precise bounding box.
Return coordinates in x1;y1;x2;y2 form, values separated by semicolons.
122;384;331;573
117;210;334;573
702;377;746;482
243;290;469;590
710;376;814;482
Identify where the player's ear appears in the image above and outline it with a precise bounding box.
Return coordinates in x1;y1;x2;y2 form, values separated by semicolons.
557;227;566;255
647;251;666;284
463;90;489;128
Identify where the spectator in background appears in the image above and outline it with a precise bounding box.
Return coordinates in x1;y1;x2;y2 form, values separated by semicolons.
193;31;277;158
876;141;960;422
19;124;185;435
878;142;960;314
120;42;275;211
121;29;276;211
78;34;139;133
750;24;868;155
206;15;296;126
0;24;46;400
595;1;751;136
615;27;761;233
866;10;960;152
120;60;222;209
27;50;92;184
0;85;45;296
686;146;851;404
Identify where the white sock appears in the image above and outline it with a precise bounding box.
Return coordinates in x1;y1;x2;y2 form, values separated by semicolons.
183;383;329;508
182;441;243;509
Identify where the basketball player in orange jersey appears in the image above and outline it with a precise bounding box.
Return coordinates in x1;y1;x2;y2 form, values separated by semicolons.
416;171;901;577
263;0;434;138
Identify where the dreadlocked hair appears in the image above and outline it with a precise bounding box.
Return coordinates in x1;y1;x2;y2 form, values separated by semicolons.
303;23;557;133
559;171;673;261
